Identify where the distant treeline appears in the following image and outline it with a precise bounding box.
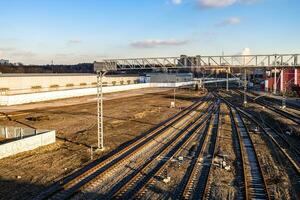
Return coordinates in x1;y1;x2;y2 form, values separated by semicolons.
0;63;94;73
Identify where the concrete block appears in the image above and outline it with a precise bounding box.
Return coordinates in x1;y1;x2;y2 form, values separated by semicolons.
0;131;56;159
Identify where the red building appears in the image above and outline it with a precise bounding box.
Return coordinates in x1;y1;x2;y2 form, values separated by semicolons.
280;69;295;92
264;68;300;93
295;69;300;85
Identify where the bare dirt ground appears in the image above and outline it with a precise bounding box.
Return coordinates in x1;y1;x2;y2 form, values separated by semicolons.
0;88;201;200
210;103;237;199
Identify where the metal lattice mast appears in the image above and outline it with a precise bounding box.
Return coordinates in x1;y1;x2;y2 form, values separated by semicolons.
274;55;277;94
226;67;229;91
97;71;107;150
244;68;247;106
94;61;116;150
96;72;104;149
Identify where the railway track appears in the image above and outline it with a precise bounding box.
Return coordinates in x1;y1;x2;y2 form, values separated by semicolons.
238;108;300;173
35;90;298;199
219;92;300;197
228;104;247;200
75;100;218;199
230;106;270;199
215;93;269;199
221;90;300;172
180;104;220;200
248;91;300;112
132;104;219;200
235;90;300;125
35;95;211;200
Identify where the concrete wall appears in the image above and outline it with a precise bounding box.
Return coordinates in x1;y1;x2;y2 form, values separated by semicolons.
0;74;139;94
0;130;56;159
0;81;195;106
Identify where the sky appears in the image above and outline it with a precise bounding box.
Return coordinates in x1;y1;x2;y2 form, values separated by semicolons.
0;0;299;65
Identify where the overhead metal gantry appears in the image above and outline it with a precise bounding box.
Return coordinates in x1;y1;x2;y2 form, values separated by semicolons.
101;54;300;70
93;53;299;150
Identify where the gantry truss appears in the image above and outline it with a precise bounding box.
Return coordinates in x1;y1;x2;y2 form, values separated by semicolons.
100;54;300;70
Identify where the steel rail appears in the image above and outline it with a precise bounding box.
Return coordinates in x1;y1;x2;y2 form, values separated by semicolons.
227;103;248;200
214;92;248;199
235;90;300;125
219;91;300;176
51;101;207;200
73;101;211;199
218;94;270;199
201;107;221;200
234;105;300;174
105;101;218;199
248;91;300;112
35;95;209;200
180;105;220;200
133;108;214;199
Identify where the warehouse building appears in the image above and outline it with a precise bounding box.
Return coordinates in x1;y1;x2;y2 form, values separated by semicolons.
0;73;195;105
0;73;140;95
0;59;9;65
264;69;300;92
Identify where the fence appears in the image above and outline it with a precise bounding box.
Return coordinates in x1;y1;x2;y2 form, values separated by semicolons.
0;125;38;140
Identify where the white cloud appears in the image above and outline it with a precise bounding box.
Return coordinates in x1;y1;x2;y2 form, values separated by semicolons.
241;47;251;55
171;0;183;5
198;0;259;8
217;17;241;26
199;0;236;8
67;39;82;44
240;0;259;5
131;39;188;48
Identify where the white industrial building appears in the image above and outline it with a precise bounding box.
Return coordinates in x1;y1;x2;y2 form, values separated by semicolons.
0;73;195;106
0;59;9;65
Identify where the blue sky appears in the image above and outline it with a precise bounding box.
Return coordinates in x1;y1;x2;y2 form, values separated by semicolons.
0;0;299;64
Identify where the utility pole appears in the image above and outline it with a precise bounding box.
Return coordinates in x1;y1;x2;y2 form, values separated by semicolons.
244;68;247;106
274;68;277;95
202;68;205;91
282;80;286;109
274;55;277;95
226;67;229;91
51;60;54;73
173;87;176;108
97;71;107;150
94;61;116;150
